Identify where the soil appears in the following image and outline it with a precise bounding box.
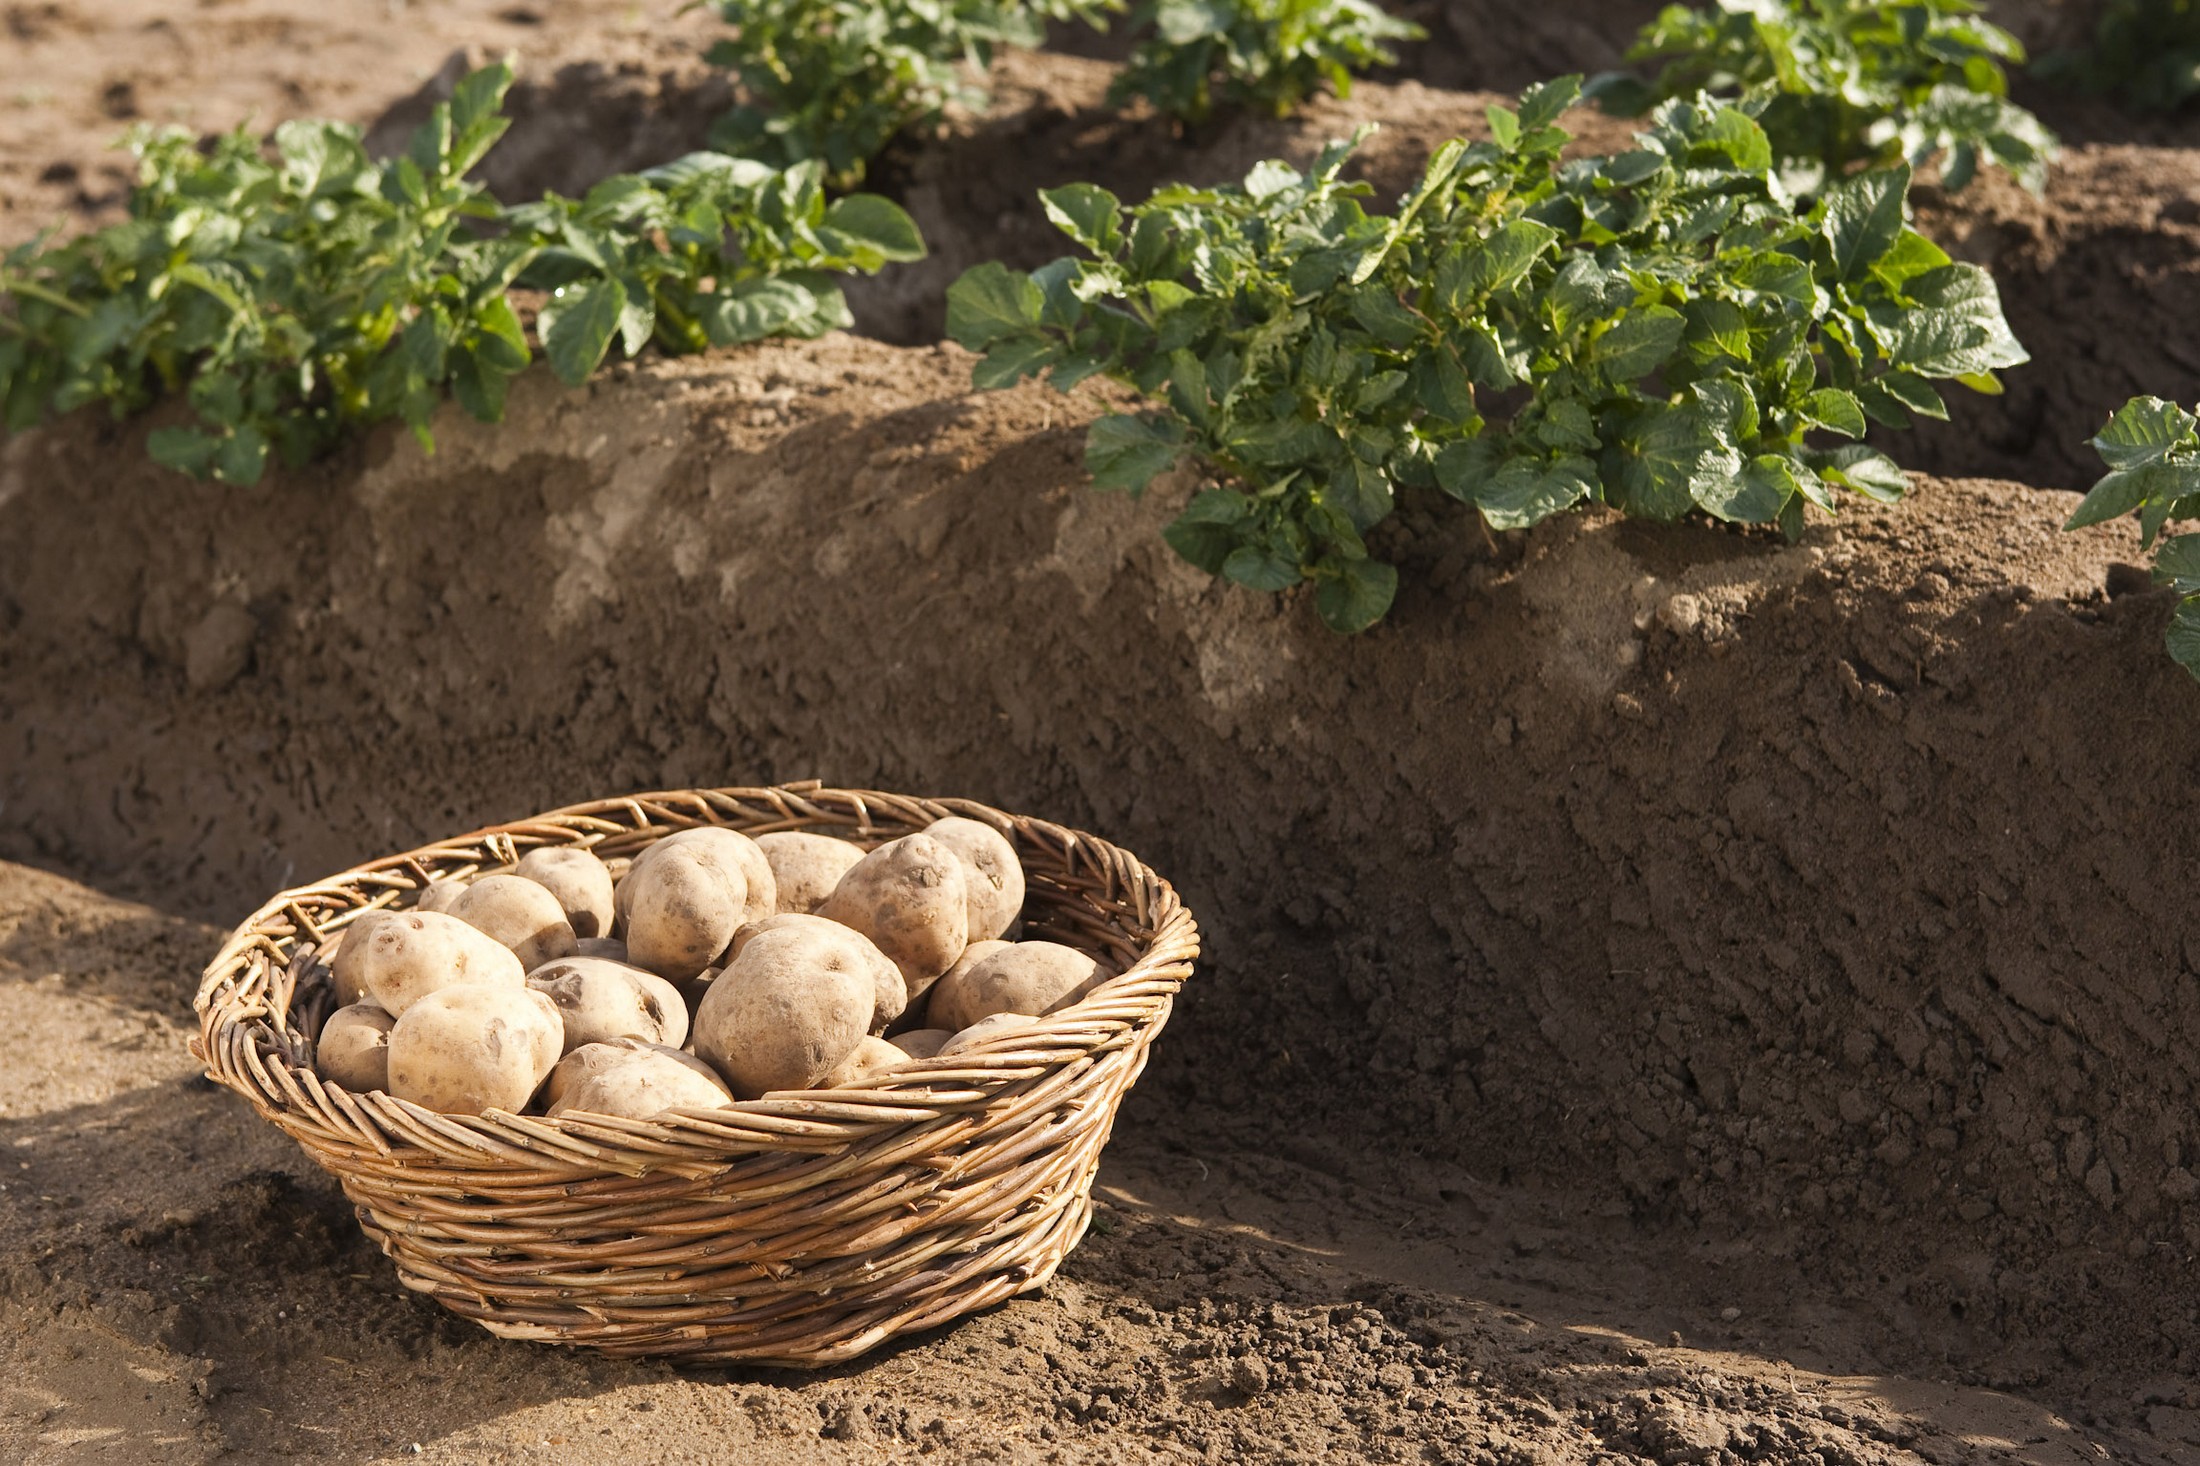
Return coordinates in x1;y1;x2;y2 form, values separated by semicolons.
7;2;2200;1464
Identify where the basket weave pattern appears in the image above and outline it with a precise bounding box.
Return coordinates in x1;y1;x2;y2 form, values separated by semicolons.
191;784;1198;1367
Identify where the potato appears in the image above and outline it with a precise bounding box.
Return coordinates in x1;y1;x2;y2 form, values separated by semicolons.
316;1002;395;1093
416;879;470;915
574;936;629;961
924;817;1025;942
355;910;526;1017
514;847;617;940
619;841;746;983
887;1028;952;1061
926;940;1100;1033
526;955;688;1053
916;939;1009;1028
541;1038;726;1110
549;1048;735;1120
692;925;874;1099
386;983;562;1115
615;827;775;936
754;831;866;915
816;833;968;999
327;910;396;1008
816;1035;907;1090
726;913;904;1031
450;874;579;971
938;1012;1037;1057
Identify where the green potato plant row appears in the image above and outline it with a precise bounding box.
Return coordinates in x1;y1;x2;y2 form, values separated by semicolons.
1590;0;2058;194
2037;0;2200;114
946;78;2027;632
0;62;924;484
698;0;1421;189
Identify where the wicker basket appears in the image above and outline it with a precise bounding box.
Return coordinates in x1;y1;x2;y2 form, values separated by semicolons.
191;783;1198;1367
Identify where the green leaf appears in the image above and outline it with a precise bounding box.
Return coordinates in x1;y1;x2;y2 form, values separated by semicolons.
1817;445;1910;503
1223;545;1301;591
1589;306;1685;379
1485;104;1521;152
541;277;626;387
213;424;271;485
1086;414;1185;494
2167;598;2200;682
2153;535;2200;594
702;279;817;346
947;263;1045;350
1804;388;1867;438
2093;396;2197;471
1821;166;1911;281
147;427;220;478
1475;456;1595;531
1696;454;1798;524
822;194;927;263
2066;464;2194;531
1315;557;1398;634
1040;184;1124;256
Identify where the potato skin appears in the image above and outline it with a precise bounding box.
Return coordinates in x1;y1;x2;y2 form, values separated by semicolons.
620;842;746;983
692;926;874;1099
327;910;396;1008
816;833;969;999
887;1028;952;1061
451;874;579;971
754;832;866;915
916;939;1010;1029
541;1039;726;1110
574;936;629;961
549;1049;734;1120
525;956;688;1053
386;983;562;1115
728;913;905;1031
615;827;775;936
924;817;1025;942
356;910;527;1017
415;879;470;915
926;940;1099;1033
817;1036;907;1090
514;847;618;940
938;1012;1037;1057
316;1002;395;1092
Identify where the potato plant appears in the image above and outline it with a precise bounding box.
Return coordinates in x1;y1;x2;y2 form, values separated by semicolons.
2038;0;2200;113
1107;0;1424;124
948;79;2028;631
0;62;924;484
701;0;1118;188
1590;0;2058;193
2067;396;2200;678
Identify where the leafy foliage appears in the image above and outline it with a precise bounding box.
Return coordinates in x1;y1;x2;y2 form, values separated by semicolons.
1107;0;1424;124
701;0;1117;188
0;63;923;484
2037;0;2200;114
1589;0;2057;194
2068;397;2200;678
947;79;2026;632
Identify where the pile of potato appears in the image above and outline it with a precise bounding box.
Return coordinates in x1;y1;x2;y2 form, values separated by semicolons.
311;819;1109;1121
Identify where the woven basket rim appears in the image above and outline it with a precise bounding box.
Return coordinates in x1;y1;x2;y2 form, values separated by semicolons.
192;782;1199;1179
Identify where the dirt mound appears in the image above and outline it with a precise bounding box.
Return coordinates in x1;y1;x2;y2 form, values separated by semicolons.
4;332;2198;1418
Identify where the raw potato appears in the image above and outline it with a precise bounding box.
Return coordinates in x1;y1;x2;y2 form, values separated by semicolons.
574;936;629;961
355;910;526;1017
542;1038;726;1110
817;1035;906;1089
386;983;562;1115
615;827;776;935
887;1028;951;1061
816;833;969;999
620;841;746;983
416;879;469;915
924;817;1025;942
549;1048;735;1120
526;956;688;1053
514;846;617;940
754;831;866;915
451;874;579;971
938;1012;1036;1057
918;939;1009;1028
727;913;904;1031
327;909;395;1007
692;925;874;1099
316;1002;395;1092
926;940;1100;1033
